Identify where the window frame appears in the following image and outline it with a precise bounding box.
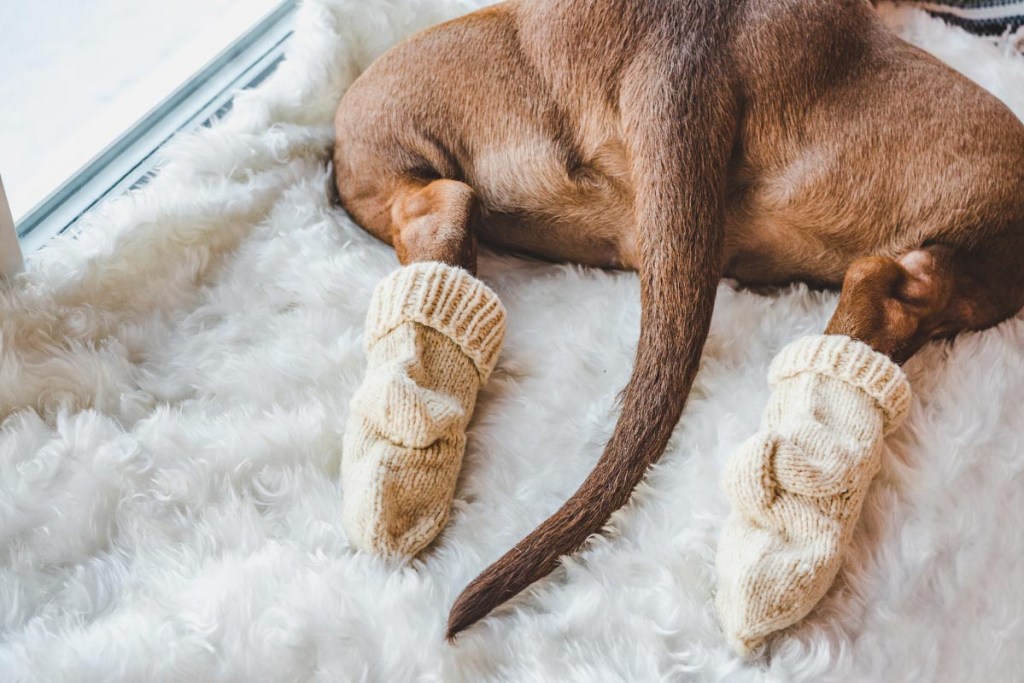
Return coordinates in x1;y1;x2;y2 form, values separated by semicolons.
10;0;298;256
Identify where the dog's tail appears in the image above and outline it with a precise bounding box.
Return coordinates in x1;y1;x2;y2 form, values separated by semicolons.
446;45;739;639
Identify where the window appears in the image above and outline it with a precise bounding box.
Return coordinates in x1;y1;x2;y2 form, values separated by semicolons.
0;0;296;257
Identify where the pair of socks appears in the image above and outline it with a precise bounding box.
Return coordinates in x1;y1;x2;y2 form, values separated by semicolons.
340;264;912;659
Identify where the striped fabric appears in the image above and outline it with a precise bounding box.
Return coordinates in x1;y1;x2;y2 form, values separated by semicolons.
908;0;1024;35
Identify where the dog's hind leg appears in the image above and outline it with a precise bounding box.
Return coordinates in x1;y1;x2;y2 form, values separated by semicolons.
340;178;506;558
389;179;480;272
716;243;1024;656
824;245;1024;363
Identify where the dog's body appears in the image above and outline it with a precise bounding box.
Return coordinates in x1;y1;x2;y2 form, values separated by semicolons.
334;0;1024;638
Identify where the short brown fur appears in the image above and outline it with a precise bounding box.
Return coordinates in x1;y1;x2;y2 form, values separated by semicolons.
333;0;1024;639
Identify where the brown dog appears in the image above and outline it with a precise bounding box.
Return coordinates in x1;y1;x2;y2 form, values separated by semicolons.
333;0;1024;639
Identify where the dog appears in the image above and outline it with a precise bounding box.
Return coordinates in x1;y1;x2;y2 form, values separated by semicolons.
332;0;1024;640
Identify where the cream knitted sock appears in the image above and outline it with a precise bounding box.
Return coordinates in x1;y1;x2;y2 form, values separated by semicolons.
341;262;506;558
715;335;912;656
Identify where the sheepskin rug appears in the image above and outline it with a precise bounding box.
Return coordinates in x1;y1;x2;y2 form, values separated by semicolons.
2;2;1023;680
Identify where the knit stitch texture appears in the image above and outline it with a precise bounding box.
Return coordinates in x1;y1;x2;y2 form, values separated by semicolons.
715;335;911;657
342;262;506;557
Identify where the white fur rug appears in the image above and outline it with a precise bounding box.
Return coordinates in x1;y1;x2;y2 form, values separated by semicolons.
2;2;1023;681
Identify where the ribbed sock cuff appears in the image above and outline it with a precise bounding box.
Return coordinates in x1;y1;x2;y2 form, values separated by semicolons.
769;334;912;433
364;262;507;382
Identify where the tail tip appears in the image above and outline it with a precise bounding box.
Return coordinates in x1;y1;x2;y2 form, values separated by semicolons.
445;601;475;643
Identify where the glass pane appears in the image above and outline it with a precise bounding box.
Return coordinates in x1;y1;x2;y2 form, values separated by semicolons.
0;0;282;222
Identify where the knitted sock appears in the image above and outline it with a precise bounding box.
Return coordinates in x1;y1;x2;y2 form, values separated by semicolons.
715;335;912;657
341;262;506;558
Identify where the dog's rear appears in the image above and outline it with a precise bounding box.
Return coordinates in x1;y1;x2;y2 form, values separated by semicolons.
334;0;1024;640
